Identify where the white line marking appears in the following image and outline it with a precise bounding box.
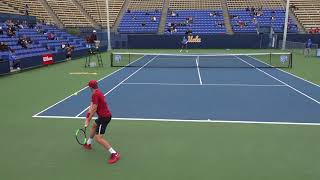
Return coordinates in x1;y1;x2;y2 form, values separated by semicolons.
248;55;320;88
235;56;320;105
195;56;203;85
74;55;159;117
32;55;147;117
32;115;320;126
122;82;286;87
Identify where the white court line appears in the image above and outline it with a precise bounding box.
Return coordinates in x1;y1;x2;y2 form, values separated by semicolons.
248;55;320;88
33;115;320;126
122;82;286;87
235;56;320;105
32;55;147;117
74;55;159;117
195;56;203;85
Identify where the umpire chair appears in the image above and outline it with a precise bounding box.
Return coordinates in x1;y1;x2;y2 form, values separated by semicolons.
85;40;103;68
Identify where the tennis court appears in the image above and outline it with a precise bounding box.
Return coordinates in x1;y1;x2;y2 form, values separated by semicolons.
33;52;320;125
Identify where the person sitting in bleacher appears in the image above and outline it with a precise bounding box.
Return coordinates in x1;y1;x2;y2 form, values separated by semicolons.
7;26;16;38
48;33;55;40
18;36;28;49
0;42;10;51
185;29;192;35
0;27;3;35
151;16;157;22
237;20;247;28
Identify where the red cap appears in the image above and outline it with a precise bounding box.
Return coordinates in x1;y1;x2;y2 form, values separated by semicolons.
88;80;98;89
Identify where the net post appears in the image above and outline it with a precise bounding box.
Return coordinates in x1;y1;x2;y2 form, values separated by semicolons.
129;53;131;65
110;52;113;67
269;52;272;66
290;52;293;68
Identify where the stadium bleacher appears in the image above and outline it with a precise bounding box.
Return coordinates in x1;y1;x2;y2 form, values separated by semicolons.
118;0;163;33
77;0;125;28
118;10;161;33
290;0;320;31
0;22;87;68
166;10;226;34
229;9;298;33
227;0;298;33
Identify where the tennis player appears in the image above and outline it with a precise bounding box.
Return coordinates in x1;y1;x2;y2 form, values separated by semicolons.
83;80;120;164
180;36;189;53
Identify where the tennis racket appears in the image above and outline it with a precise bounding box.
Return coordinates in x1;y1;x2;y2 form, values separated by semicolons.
75;126;87;145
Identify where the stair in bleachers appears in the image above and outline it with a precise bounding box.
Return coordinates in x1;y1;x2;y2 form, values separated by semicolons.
38;0;64;28
111;0;129;32
71;0;100;29
221;0;234;34
158;0;170;34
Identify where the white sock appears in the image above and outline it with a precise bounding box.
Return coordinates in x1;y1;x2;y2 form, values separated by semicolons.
87;138;93;145
108;147;116;154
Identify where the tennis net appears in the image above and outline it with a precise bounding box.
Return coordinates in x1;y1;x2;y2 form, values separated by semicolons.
110;52;293;68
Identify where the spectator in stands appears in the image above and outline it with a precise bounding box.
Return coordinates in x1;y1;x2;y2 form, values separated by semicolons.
210;11;218;17
141;23;146;27
0;42;10;51
269;17;275;25
0;27;3;35
26;36;32;44
18;36;28;49
170;11;177;17
61;42;66;50
17;22;24;29
304;39;312;57
127;9;131;13
237;20;247;28
246;7;250;11
217;22;225;27
185;29;192;35
7;26;16;38
151;16;157;22
253;17;257;25
145;11;150;15
48;32;55;40
251;7;255;13
230;15;239;19
25;4;29;16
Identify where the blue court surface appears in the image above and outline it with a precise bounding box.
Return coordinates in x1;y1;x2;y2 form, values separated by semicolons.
33;54;320;125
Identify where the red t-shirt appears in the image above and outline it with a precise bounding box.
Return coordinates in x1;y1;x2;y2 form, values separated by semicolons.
91;89;111;118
